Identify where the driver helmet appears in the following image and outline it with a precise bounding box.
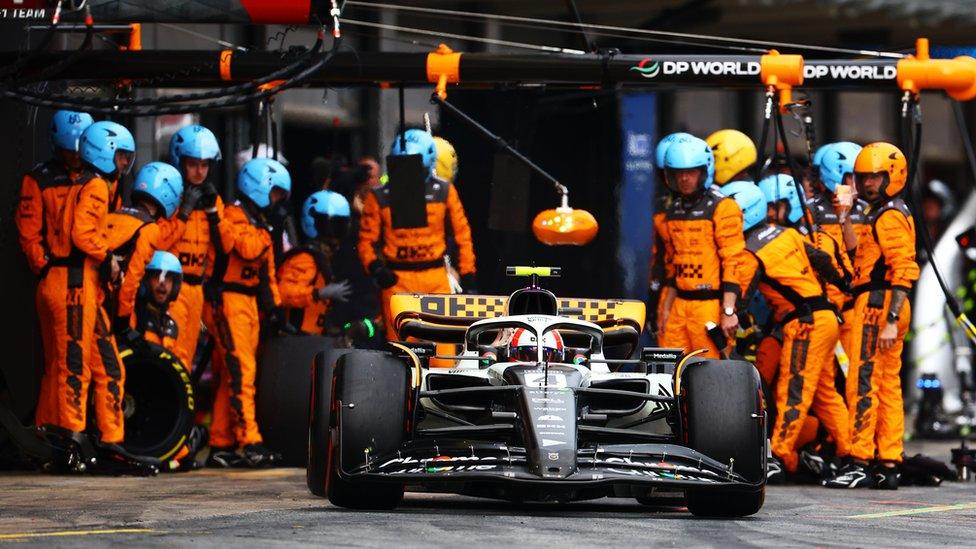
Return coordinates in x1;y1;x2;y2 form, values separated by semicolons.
509;328;565;363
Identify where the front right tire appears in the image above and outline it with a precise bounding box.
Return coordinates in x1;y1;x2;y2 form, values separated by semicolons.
325;351;408;510
681;359;766;517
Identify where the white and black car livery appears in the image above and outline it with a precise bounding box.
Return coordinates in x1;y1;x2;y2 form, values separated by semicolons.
307;267;767;517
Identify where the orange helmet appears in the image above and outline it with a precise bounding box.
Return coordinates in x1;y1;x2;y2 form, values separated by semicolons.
854;142;908;198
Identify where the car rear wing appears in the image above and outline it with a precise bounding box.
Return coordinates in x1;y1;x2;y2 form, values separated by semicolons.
389;293;646;341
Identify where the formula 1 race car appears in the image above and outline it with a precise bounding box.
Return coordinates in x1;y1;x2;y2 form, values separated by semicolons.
306;267;766;517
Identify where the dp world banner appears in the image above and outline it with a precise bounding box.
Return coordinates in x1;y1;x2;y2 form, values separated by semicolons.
617;92;656;301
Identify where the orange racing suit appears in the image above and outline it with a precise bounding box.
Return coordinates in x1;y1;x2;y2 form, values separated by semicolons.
659;187;748;358
740;224;850;471
165;197;226;369
15;161;83;427
807;193;867;354
847;199;919;463
104;208;184;322
207;202;280;449
55;172;127;443
277;246;335;335
359;177;476;337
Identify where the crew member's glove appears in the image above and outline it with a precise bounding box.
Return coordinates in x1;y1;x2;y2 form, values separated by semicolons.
315;280;352;303
198;182;220;212
266;306;298;336
178;185;204;221
459;273;479;295
368;260;398;289
99;254;121;285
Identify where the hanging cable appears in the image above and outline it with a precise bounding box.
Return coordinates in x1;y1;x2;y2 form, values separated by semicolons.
351;4;768;54
344;1;906;58
901;93;976;344
339;18;587;54
952;101;976;194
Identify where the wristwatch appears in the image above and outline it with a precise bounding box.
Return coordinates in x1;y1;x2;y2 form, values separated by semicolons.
723;307;736;317
886;310;900;324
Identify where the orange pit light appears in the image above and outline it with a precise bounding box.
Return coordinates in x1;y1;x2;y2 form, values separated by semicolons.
532;207;598;246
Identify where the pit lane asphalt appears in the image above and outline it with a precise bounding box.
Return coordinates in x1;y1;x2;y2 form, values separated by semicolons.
1;442;974;547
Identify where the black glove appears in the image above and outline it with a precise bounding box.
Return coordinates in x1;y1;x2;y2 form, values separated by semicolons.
113;316;147;353
368;260;398;290
198;182;219;210
459;273;479;295
266;306;298;336
178;185;204;220
98;254;117;285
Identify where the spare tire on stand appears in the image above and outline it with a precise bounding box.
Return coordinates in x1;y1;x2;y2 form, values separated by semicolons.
122;343;195;461
256;334;335;465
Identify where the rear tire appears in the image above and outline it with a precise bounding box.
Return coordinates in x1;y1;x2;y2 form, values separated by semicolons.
682;359;766;518
326;350;408;510
122;343;194;461
257;335;334;466
307;348;351;497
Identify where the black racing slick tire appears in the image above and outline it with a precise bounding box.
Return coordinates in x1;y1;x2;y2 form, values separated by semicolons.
307;348;352;498
325;351;408;510
682;359;766;518
257;335;334;466
121;343;194;461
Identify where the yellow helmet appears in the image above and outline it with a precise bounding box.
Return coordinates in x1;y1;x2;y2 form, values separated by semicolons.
706;129;757;185
854;142;907;198
433;136;458;183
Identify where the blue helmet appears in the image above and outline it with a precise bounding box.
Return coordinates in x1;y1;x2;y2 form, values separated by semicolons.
390;129;437;177
146;250;183;276
721;181;767;231
237;158;291;209
144;250;183;303
170;125;222;167
300;190;351;239
132;162;184;218
812;144;829;170
654;132;695;170
79;121;136;177
663;136;714;191
50;110;94;153
758;173;803;224
818;141;861;192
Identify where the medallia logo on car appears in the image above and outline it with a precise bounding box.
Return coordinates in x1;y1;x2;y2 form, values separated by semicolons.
630;58;660;79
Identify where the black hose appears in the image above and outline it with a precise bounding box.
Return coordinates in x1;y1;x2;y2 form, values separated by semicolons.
0;37;342;116
952;101;976;193
902;96;976;343
4;32;325;109
753;89;773;182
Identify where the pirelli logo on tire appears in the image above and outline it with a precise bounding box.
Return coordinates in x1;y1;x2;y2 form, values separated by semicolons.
390;294;646;327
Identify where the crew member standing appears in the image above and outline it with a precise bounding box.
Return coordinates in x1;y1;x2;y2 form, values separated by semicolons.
656;135;747;358
358;129;477;336
206;158;290;468
69;121;136;449
825;142;919;490
165;125;225;370
15;110;93;427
